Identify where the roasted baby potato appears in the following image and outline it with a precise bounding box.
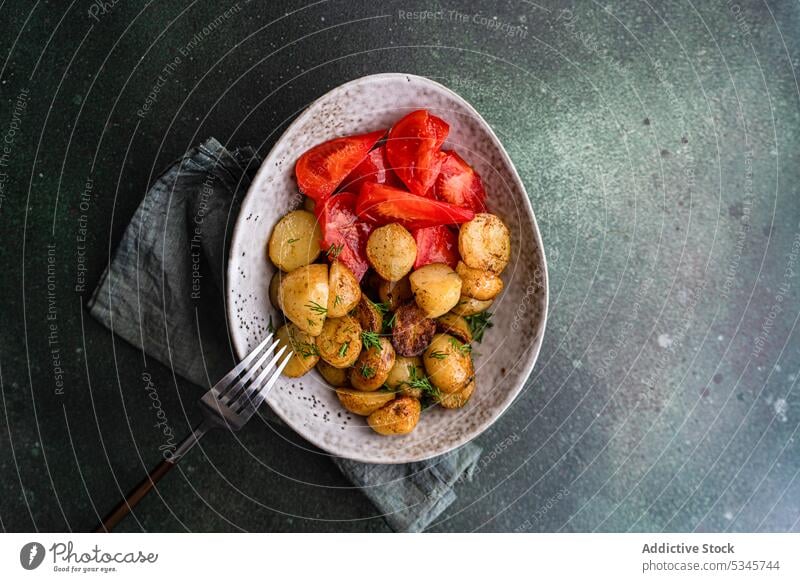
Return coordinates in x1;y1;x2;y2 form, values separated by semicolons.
336;388;395;416
438;379;476;408
385;355;425;397
391;302;437;357
327;261;361;317
458;213;511;274
316;315;362;368
436;313;473;344
366;224;416;281
423;333;474;394
451;295;493;317
268;210;322;272
355;296;383;333
367;395;421;435
269;271;283;311
277;263;329;336
456;260;504;300
409;263;462;318
350;337;396;391
316;360;348;386
378;275;412;311
275;323;319;378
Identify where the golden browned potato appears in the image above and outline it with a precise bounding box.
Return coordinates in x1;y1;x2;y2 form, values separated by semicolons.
456;261;504;300
268;210;322;272
269;271;283;311
327;261;361;317
385;355;424;394
317;360;348;386
316;315;362;368
409;263;462;318
450;295;493;317
367;396;421;435
275;323;318;377
458;213;511;274
366;224;416;281
350;337;396;391
439;379;476;408
277;263;329;336
336;388;395;416
391;302;436;357
355;296;383;333
436;313;473;344
378;276;412;310
423;333;474;394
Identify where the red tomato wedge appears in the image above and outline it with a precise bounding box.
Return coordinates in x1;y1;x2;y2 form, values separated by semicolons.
433;151;487;212
314;193;373;280
386;110;449;196
412;225;459;269
295;129;385;201
356;182;474;230
339;146;400;192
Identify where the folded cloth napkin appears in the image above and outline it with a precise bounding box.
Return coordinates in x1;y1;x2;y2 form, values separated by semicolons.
87;137;481;532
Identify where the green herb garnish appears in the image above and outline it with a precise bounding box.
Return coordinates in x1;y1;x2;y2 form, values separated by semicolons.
267;315;275;334
428;350;448;360
465;311;493;343
361;330;382;350
405;365;440;399
449;337;472;354
338;341;350;357
370;300;390;314
360;365;376;378
305;301;328;315
296;342;318;359
327;243;344;259
287;237;300;244
333;295;342;308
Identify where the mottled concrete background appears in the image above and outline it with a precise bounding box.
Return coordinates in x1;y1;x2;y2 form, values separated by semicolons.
1;0;798;532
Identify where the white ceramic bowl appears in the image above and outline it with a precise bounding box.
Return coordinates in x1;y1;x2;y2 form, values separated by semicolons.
227;73;548;463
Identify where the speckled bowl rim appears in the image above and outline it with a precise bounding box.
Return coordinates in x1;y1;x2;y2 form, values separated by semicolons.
226;72;549;463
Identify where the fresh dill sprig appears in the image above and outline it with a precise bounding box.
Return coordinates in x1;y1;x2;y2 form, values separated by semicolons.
465;311;493;343
326;243;344;259
428;350;448;360
405;365;440;399
383;311;397;332
296;342;318;359
333;294;342;308
370;300;390;314
267;315;275;334
338;341;350;357
449;337;472;354
360;365;376;378
287;237;300;244
305;301;328;315
361;330;382;350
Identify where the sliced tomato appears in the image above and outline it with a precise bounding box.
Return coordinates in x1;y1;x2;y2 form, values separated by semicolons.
356;182;474;230
433;151;487;211
386;110;449;196
314;192;373;280
339;146;400;192
412;225;459;269
295;129;386;201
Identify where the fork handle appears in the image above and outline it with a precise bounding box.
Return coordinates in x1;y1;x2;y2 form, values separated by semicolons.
95;423;208;532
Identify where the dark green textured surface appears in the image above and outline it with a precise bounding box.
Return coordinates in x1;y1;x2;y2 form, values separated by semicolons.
1;0;799;532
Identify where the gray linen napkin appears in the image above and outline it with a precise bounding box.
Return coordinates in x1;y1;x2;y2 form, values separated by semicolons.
87;137;481;532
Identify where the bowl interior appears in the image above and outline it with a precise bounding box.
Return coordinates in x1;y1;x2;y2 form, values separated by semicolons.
227;73;547;463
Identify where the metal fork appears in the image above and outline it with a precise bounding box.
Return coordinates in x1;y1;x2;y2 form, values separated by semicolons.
96;335;290;532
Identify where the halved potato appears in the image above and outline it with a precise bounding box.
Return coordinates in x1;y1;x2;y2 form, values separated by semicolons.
450;295;493;317
336;388;395;416
439;379;476;408
277;263;329;336
391;302;436;357
436;313;473;344
275;323;318;378
423;333;474;394
385;355;424;395
456;261;504;300
316;315;362;368
458;213;511;274
350;337;396;392
327;261;361;317
268;210;322;271
378;276;412;311
269;271;283;311
355;296;383;333
409;263;462;318
317;360;348;387
368;396;421;435
366;224;416;281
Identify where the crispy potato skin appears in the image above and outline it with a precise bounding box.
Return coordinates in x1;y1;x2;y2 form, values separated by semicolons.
327;261;362;317
458;213;511;274
439;380;476;408
336;388;395;416
391;302;437;357
268;210;322;271
423;333;474;394
275;323;318;377
450;295;493;317
277;263;329;336
355;296;383;333
316;315;362;368
367;395;421;435
409;263;462;318
366;224;417;281
350;337;396;391
456;261;504;300
378;276;412;310
269;271;283;311
317;360;348;386
435;313;473;344
385;355;424;392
